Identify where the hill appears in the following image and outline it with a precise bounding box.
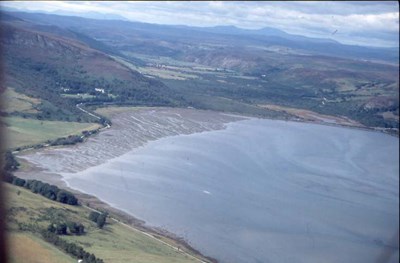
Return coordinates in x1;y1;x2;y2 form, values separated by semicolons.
1;14;181;123
1;10;399;129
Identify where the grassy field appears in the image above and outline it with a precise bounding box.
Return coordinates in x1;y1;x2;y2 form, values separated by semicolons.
4;117;101;149
7;232;75;263
112;56;199;80
5;184;208;263
4;88;41;114
139;66;199;80
61;93;97;99
258;104;363;126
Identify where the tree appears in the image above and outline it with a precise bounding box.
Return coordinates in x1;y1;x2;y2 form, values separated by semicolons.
67;221;78;234
47;223;56;233
4;151;20;171
88;211;107;228
76;223;85;235
96;213;107;229
67;221;85;235
41;228;103;262
55;223;67;235
57;190;78;205
89;211;100;222
12;177;26;187
3;172;15;183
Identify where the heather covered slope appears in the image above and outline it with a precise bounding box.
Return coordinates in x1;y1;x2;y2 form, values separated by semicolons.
0;15;182;123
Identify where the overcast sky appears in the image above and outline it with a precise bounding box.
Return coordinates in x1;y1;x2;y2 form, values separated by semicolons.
1;1;399;47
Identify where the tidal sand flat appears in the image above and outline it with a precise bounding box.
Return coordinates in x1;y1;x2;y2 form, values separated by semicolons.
19;108;399;263
18;108;243;175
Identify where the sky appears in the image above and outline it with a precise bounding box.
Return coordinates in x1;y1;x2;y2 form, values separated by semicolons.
1;1;399;47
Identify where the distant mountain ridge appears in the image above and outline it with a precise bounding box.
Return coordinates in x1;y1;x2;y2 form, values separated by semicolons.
191;25;339;44
2;10;398;64
1;7;129;21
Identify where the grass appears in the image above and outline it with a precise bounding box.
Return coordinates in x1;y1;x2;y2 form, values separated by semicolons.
4;87;41;114
61;93;97;99
258;103;362;126
4;117;101;149
381;111;399;121
138;67;199;80
5;183;207;263
7;232;75;263
112;55;199;80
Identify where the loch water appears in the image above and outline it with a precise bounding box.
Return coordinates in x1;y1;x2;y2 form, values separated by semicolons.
63;119;399;263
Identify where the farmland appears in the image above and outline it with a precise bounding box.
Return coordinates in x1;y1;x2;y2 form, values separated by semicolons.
4;117;101;150
3;87;101;150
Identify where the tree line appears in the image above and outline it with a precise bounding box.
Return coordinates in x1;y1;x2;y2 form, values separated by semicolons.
47;221;85;236
3;151;20;171
3;151;78;205
3;151;106;262
41;229;104;263
4;173;79;205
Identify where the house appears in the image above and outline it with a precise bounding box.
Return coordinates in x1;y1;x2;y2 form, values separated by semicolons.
95;88;105;94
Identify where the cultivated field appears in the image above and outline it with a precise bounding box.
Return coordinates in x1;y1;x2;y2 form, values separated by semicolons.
4;117;101;149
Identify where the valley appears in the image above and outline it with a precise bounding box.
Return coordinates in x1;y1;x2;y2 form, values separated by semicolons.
1;11;398;131
0;5;399;263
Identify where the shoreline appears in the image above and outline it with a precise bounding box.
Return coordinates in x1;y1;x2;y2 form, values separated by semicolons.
15;107;247;263
15;153;218;263
13;106;399;263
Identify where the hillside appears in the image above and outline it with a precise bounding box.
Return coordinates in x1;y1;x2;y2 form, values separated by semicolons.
5;183;211;263
1;10;399;129
0;16;181;123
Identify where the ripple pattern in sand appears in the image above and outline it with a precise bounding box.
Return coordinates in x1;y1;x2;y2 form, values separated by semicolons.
20;108;243;173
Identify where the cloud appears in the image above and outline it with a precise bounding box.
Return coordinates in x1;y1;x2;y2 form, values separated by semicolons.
1;1;398;47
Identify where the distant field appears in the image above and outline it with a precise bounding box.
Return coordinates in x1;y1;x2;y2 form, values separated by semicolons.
138;66;199;80
4;117;101;149
61;93;96;99
112;56;199;80
5;183;208;263
4;87;41;114
7;232;74;263
118;53;251;81
381;111;399;121
258;104;363;126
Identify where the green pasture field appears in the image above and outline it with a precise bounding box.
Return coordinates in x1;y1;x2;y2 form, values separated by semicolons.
4;87;41;114
4;117;101;149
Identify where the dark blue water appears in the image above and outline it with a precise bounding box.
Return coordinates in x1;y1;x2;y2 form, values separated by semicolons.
64;119;399;263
